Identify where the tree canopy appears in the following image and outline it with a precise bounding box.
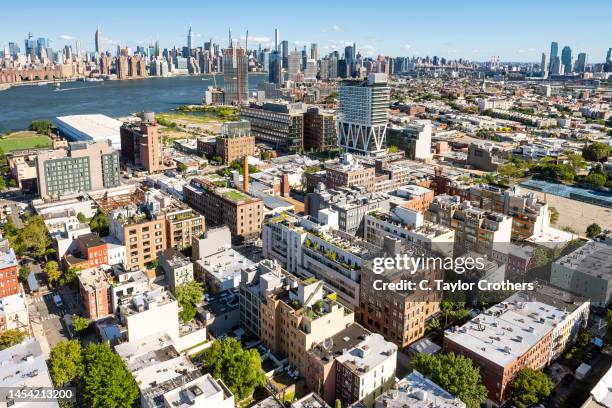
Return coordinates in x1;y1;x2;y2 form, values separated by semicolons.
175;281;203;322
49;340;83;386
29;119;53;135
44;261;61;286
410;352;488;408
582;142;610;162
194;338;265;401
586;223;602;238
0;329;26;350
5;215;52;258
72;315;90;335
511;368;554;408
80;343;139;408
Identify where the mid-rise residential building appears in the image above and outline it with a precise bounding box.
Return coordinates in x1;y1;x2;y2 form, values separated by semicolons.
425;195;512;256
393;185;435;213
240;101;306;153
35;141;120;200
120;112;164;173
551;240;612;307
324;154;376;192
0;243;19;299
365;207;455;257
386;121;432;160
337;73;389;156
109;203;167;271
466;185;549;240
216;120;255;164
239;259;286;338
164;202;205;250
262;212;381;308
159;248;194;293
65;233;109;269
444;285;589;404
306;184;390;236
306;322;398;407
359;242;442;348
370;371;466;408
260;275;354;378
303;107;337;152
183;178;263;242
78;266;113;319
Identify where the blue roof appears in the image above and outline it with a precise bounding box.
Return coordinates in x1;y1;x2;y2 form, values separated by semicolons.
27;271;39;291
520;179;612;208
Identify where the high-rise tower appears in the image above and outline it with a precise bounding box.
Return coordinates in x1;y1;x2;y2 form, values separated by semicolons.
95;25;103;54
187;26;194;56
561;46;572;74
337;73;390;156
223;43;248;104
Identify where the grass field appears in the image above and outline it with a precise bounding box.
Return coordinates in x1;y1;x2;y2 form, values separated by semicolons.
157;111;231;125
0;131;52;152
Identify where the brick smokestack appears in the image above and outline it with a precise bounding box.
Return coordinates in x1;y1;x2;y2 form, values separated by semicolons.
243;156;249;192
281;174;290;197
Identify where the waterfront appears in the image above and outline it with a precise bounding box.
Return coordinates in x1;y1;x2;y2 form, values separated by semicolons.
0;73;268;132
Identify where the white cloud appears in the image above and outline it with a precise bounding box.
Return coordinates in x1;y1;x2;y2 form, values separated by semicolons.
104;38;119;45
404;44;412;51
240;35;270;43
59;34;75;40
322;24;343;33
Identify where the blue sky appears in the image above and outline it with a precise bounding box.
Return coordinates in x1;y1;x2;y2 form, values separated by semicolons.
1;0;611;62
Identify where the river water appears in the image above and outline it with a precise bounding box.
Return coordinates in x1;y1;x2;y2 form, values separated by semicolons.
0;73;268;132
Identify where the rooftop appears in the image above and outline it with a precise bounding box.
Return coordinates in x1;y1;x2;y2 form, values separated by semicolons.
372;371;466;408
198;247;254;283
78;266;112;291
554;240;612;280
445;290;583;368
336;332;397;376
291;392;330;408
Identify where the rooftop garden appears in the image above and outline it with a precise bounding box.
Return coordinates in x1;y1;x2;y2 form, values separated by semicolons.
223;190;250;202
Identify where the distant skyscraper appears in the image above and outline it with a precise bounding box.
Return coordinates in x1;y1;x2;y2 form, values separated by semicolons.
287;50;302;81
575;52;587;73
281;40;289;68
269;50;283;84
345;45;354;76
561;46;572;74
549;41;558;74
95;25;103;54
25;32;35;60
607;48;612;63
223;44;248;104
310;43;318;61
540;53;547;73
337;73;390;155
187;26;194;56
274;28;279;52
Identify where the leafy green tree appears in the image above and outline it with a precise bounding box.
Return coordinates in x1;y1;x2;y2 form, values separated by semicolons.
49;340;83;386
44;261;61;286
576;329;593;348
76;212;88;223
388;145;399;153
175;281;203;322
0;177;5;191
194;338;265;401
61;267;81;287
8;178;16;187
18;265;31;283
586;223;602;238
426;317;440;332
89;212;109;236
582;142;610;162
260;151;272;160
584;173;607;187
80;343;139;408
29;119;53;135
0;329;26;350
511;368;554;408
72;315;90;335
565;152;586;170
410;352;487;408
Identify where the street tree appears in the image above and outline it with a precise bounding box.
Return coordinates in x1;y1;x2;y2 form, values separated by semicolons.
72;315;90;335
194;338;265;401
586;223;602;238
511;368;553;408
80;343;139;408
44;261;61;285
410;352;487;408
175;281;203;322
49;340;83;386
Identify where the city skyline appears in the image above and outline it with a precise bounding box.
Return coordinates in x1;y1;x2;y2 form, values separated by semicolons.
1;0;611;62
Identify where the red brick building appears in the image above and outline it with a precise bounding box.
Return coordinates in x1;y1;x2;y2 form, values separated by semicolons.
78;267;112;320
76;234;109;268
0;245;19;299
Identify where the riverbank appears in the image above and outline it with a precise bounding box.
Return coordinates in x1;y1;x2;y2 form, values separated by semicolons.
0;74;267;132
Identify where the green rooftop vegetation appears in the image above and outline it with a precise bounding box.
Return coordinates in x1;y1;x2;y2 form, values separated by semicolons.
223;190;250;202
303;277;318;285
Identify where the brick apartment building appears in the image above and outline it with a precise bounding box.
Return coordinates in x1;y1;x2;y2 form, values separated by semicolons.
0;244;19;299
78;266;113;320
120;112;164;173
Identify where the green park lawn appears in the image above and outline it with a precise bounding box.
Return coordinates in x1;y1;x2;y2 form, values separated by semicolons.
0;131;52;152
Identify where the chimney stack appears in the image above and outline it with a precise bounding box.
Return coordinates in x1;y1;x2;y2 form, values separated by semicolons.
243;156;249;192
281;174;290;197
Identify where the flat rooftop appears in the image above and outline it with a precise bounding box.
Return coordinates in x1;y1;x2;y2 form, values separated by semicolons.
199;247;254;282
336;332;397;376
373;371;466;408
445;290;579;368
554;240;612;280
55;114;122;147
